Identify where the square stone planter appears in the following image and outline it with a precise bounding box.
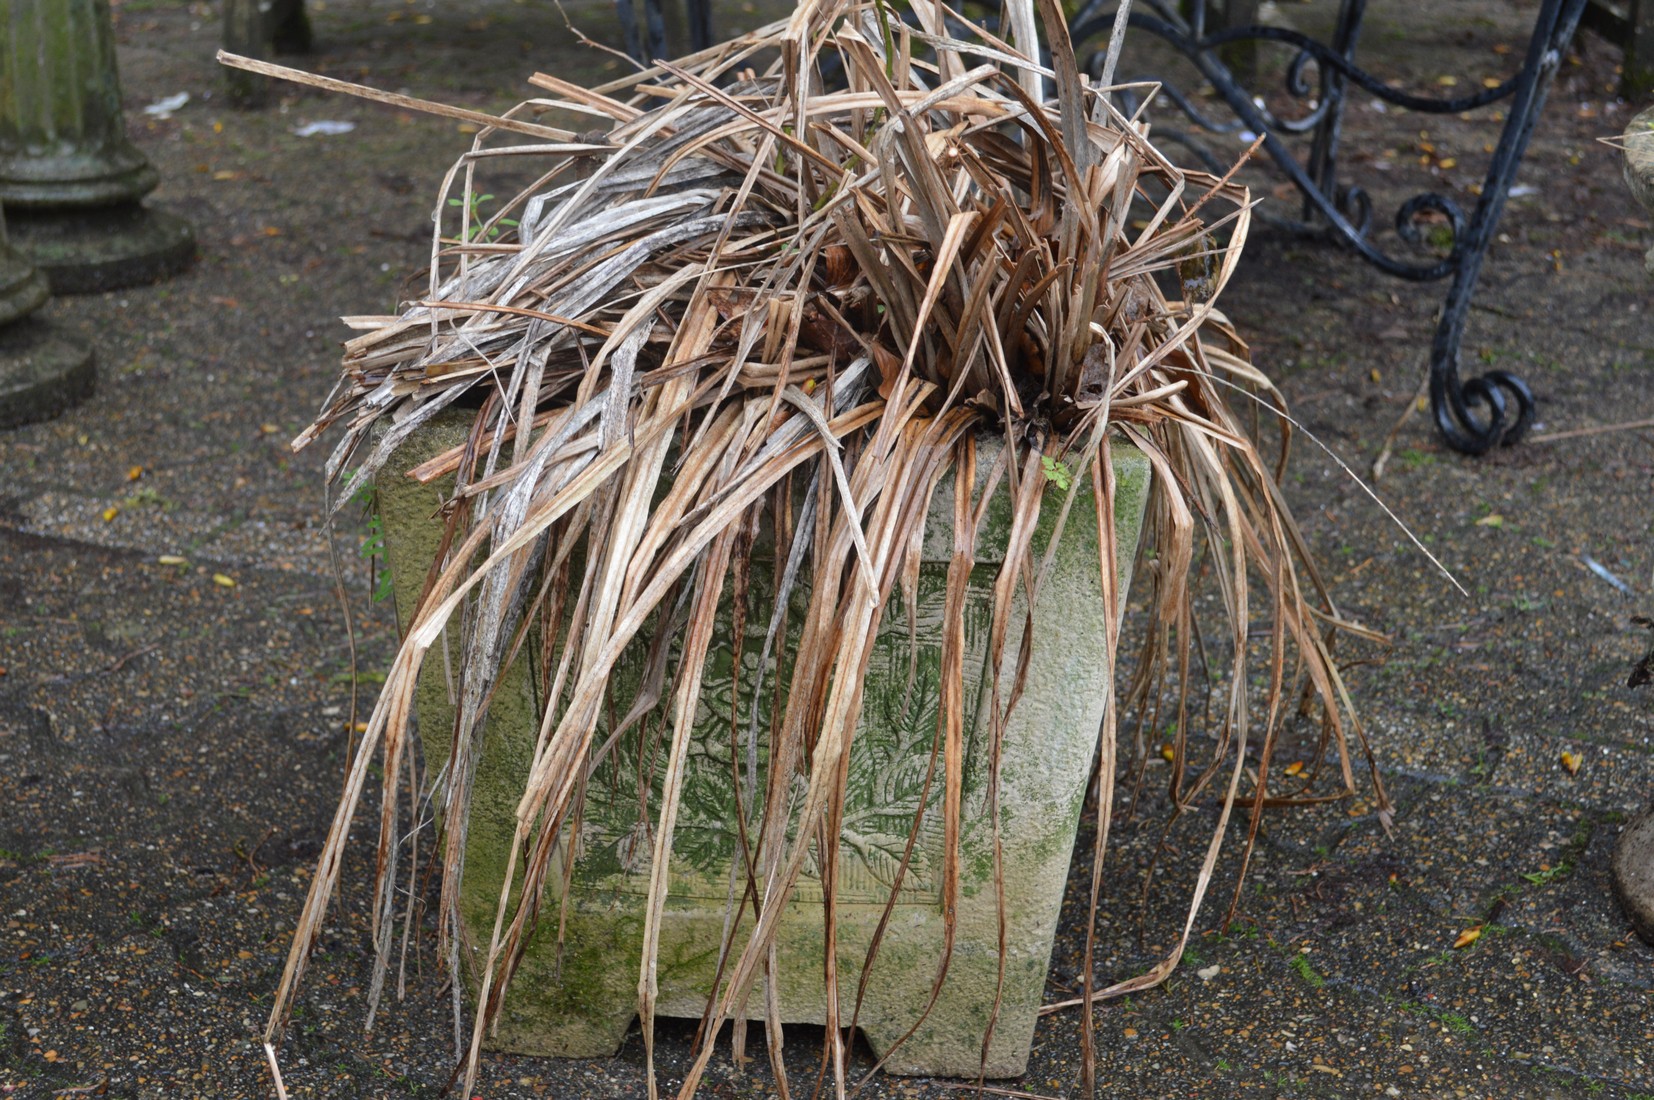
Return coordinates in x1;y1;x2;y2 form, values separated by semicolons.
377;410;1150;1078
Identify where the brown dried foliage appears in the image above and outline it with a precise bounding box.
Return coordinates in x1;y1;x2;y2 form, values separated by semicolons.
253;1;1389;1094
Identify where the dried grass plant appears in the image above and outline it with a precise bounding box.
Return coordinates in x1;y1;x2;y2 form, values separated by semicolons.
230;0;1389;1093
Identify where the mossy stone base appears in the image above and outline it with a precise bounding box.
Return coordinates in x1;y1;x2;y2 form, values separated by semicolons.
0;248;48;326
5;203;194;293
378;412;1150;1078
0;317;95;429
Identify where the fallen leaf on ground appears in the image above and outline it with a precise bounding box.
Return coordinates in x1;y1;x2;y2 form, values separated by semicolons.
102;506;119;522
1283;760;1305;777
127;465;143;481
158;555;188;566
1453;926;1482;949
1560;751;1582;775
213;574;237;588
1475;513;1504;527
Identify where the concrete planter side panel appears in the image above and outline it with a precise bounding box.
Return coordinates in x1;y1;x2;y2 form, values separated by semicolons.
378;412;1150;1077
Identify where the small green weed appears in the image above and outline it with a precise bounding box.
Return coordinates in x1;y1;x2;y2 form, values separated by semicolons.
353;483;394;604
123;486;170;510
1521;865;1568;887
1040;455;1073;491
448;192;519;242
1288;952;1325;988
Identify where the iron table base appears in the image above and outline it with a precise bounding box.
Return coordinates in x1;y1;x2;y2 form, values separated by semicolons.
1067;0;1587;454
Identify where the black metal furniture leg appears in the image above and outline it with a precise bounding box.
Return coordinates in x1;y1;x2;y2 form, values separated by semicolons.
1430;0;1585;453
1301;0;1363;224
1068;0;1588;455
644;0;669;60
617;0;646;64
687;0;714;53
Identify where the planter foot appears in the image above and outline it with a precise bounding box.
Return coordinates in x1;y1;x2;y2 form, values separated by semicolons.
6;203;195;294
490;1004;635;1058
859;971;1039;1078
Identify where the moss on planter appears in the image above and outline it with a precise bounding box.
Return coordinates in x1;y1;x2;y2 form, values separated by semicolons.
377;409;1150;1076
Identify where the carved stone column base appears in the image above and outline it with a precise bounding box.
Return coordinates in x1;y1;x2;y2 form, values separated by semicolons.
0;316;96;430
6;202;194;294
0;245;48;326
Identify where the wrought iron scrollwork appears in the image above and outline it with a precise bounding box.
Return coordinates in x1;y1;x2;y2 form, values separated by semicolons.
1068;0;1587;454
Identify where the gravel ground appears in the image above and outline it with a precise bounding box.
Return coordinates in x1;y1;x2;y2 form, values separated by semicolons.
1;0;1651;1097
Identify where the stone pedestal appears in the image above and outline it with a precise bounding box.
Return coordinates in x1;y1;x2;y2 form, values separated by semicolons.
0;207;94;429
378;411;1150;1078
0;0;194;292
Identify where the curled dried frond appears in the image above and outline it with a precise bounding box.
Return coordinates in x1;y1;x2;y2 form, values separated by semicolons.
271;0;1386;1093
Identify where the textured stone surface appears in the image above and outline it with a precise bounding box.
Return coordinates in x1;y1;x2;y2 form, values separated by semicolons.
1612;806;1654;946
1623;106;1654;273
0;210;48;327
0;316;95;429
4;203;194;294
1613;105;1654;949
378;411;1151;1077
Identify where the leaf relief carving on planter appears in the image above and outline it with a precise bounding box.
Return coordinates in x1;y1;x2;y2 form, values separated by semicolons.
570;561;998;906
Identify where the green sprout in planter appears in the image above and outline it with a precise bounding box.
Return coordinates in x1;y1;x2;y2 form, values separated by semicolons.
358;510;393;604
446;191;518;242
350;482;393;604
1040;454;1075;492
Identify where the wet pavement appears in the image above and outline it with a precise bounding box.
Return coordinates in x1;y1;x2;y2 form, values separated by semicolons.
1;0;1651;1096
